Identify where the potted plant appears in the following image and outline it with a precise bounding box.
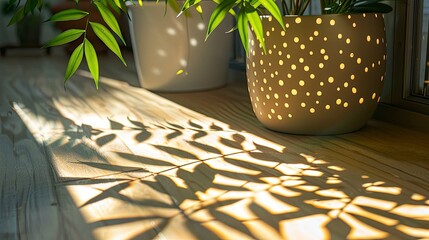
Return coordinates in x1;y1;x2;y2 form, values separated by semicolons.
241;1;393;134
185;0;393;134
126;0;234;91
1;0;51;54
5;0;392;134
49;0;121;54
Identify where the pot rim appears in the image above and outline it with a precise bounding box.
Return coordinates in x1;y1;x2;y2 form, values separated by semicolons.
260;12;384;19
126;0;210;7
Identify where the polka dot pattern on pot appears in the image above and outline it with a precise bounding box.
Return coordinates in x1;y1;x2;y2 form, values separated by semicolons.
247;13;387;134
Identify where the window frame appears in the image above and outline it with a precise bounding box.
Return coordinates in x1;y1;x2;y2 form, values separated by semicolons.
390;0;429;114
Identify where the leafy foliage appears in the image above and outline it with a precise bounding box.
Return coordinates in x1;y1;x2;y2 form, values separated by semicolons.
94;1;126;44
5;0;128;88
47;9;89;22
282;0;311;15
65;42;84;83
84;38;100;88
6;0;392;88
321;0;392;14
43;29;85;48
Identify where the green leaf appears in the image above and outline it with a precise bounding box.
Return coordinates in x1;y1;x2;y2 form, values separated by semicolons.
89;21;127;66
246;7;265;52
24;0;38;14
206;0;237;38
105;0;122;14
111;0;127;11
258;0;284;30
350;3;393;13
213;0;237;17
65;42;84;82
2;0;16;15
178;0;200;17
7;6;25;26
94;2;125;45
237;9;249;54
37;0;43;11
43;29;85;48
84;38;99;89
180;0;201;12
167;0;181;14
194;3;203;14
47;9;89;22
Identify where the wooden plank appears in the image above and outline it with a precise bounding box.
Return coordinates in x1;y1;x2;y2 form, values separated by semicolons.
0;56;135;133
2;56;232;135
158;77;429;195
42;126;286;181
0;135;19;240
60;147;429;239
0;107;63;240
66;74;233;132
1;53;429;240
156;150;429;239
13;139;62;240
55;185;99;240
339;120;429;164
0;57;70;133
159;77;259;132
54;174;207;240
42;131;151;183
278;133;429;195
40;145;429;240
0;134;63;240
115;129;284;174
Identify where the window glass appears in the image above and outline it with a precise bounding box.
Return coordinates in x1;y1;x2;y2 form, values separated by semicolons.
412;0;429;98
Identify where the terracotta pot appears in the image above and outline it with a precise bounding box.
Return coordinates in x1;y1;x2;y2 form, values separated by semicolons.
127;1;233;92
247;13;386;135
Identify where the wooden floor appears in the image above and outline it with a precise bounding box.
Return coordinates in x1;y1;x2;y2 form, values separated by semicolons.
1;50;429;240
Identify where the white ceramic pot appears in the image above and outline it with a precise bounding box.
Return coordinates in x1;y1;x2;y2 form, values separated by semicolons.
127;2;233;92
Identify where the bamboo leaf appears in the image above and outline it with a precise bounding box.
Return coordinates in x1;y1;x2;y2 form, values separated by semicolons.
2;0;16;15
350;3;392;13
37;0;43;10
94;2;125;44
65;42;84;82
111;0;127;11
195;3;203;14
178;0;200;17
213;0;236;17
84;38;100;89
180;0;201;12
246;7;265;52
206;0;236;38
7;6;25;26
167;0;181;14
237;9;249;54
43;29;85;47
47;9;88;22
105;0;122;14
24;0;38;14
258;0;284;30
5;0;17;10
103;0;125;14
89;21;127;66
